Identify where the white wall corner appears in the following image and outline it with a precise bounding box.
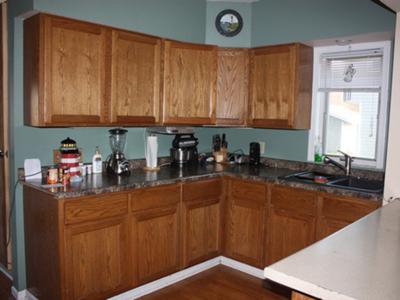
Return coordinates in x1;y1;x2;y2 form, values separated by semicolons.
384;12;400;201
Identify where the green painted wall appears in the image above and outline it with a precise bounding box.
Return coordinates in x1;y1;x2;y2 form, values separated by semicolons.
9;0;207;290
8;0;396;291
205;2;252;47
251;0;396;46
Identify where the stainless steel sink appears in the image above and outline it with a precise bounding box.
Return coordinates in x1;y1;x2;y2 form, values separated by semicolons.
327;177;384;193
282;171;383;194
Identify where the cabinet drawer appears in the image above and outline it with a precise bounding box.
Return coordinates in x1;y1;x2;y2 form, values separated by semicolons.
321;195;379;223
65;193;128;225
131;184;180;212
271;186;317;216
229;179;266;203
183;178;222;202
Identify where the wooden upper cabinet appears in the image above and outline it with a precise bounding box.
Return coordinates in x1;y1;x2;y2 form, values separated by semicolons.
248;43;313;129
163;40;217;125
110;30;162;125
216;48;249;125
24;14;109;126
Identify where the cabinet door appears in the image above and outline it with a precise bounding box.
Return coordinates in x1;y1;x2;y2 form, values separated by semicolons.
111;30;161;125
163;40;217;125
267;186;317;265
130;184;181;285
182;179;222;267
43;15;108;125
64;217;130;300
224;179;267;268
248;43;312;129
216;48;249;125
317;194;380;240
268;208;316;265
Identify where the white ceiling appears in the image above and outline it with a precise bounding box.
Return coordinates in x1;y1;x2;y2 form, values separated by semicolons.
379;0;400;12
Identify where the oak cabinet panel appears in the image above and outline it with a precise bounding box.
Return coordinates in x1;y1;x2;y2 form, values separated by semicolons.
24;14;109;126
111;30;162;125
248;43;313;129
131;185;181;286
224;179;267;268
267;186;317;265
65;217;130;300
182;179;223;267
216;48;249;125
317;194;380;240
163;40;217;125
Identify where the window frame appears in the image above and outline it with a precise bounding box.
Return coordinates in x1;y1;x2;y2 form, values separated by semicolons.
307;41;391;170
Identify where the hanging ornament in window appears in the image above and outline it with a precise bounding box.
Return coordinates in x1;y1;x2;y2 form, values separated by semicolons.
344;64;356;83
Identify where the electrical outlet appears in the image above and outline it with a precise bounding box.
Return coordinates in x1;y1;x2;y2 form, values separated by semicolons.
259;141;266;154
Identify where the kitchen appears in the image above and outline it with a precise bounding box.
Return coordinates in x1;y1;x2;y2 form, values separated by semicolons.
2;0;399;299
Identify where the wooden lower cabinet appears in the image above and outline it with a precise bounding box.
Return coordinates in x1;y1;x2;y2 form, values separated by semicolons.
182;179;223;267
23;177;381;300
267;185;318;265
64;217;130;300
131;184;181;286
317;193;380;240
224;179;268;268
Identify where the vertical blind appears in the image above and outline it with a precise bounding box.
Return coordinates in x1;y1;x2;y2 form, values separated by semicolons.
319;49;383;90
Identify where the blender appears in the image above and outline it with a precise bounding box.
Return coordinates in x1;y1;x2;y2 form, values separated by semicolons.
106;128;130;175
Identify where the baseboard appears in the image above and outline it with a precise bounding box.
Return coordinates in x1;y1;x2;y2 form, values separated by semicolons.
13;256;265;300
220;256;265;279
109;256;221;299
11;286;38;300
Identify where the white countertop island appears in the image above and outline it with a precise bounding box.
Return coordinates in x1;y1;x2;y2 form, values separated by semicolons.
264;199;400;300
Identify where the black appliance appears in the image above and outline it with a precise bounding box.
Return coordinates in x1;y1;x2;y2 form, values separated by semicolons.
170;134;199;164
249;142;261;166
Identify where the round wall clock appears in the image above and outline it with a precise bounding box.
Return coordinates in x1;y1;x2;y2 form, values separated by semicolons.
215;9;243;37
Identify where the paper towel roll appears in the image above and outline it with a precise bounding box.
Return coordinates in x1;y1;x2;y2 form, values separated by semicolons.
145;135;158;168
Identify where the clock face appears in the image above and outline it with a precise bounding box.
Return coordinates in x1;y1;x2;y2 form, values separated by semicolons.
215;9;243;37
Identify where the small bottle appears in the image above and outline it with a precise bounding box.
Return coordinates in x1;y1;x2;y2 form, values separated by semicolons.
314;137;323;163
92;146;103;174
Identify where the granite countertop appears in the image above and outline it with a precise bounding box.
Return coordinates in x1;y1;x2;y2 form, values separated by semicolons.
264;199;400;300
22;163;383;201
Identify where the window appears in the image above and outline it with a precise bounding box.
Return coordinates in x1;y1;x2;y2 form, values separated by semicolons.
308;41;391;169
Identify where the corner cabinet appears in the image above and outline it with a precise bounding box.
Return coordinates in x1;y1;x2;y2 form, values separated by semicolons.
248;43;313;129
110;30;162;125
24;14;109;126
163;40;217;125
182;179;223;267
216;48;249;126
224;178;268;268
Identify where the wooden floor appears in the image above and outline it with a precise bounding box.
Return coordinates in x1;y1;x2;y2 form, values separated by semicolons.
140;265;290;300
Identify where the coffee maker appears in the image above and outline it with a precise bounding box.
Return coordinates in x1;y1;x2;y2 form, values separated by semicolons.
106;128;130;175
170;134;199;164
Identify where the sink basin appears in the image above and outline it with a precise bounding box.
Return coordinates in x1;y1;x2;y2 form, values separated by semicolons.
283;171;383;194
327;177;384;193
283;171;342;183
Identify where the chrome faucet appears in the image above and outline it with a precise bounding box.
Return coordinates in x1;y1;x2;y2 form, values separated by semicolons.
323;150;354;176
